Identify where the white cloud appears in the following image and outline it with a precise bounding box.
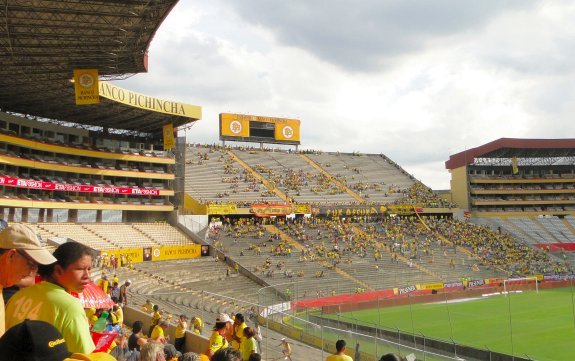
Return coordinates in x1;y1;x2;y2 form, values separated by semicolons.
117;0;575;190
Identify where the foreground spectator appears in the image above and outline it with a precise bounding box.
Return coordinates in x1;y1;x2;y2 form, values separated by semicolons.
205;321;229;359
0;319;114;361
240;327;258;361
0;224;56;336
379;354;406;361
129;320;148;352
212;348;241;361
139;341;165;361
5;242;95;353
326;339;353;361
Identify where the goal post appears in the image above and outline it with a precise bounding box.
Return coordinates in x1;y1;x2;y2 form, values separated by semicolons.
503;276;539;295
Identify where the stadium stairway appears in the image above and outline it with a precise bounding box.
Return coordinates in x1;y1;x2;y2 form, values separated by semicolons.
265;224;374;291
562;218;575;238
225;150;289;202
298;153;365;203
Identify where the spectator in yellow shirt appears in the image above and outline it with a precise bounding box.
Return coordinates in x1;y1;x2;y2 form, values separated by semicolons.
231;313;247;350
175;314;188;352
150;320;169;344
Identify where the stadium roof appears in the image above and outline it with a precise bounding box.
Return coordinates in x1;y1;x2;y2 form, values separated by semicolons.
445;138;575;170
0;0;197;136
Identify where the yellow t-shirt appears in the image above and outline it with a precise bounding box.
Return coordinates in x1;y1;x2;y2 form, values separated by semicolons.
175;321;187;338
151;311;162;326
114;307;123;326
208;330;228;354
150;325;164;340
232;322;247;350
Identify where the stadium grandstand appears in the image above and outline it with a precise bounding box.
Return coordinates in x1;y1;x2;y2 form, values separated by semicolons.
0;2;574;361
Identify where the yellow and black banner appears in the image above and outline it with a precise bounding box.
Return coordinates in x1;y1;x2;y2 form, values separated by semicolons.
314;205;387;217
74;69;99;105
163;123;175;150
206;203;238;215
99;81;202;119
512;156;518;174
292;204;311;214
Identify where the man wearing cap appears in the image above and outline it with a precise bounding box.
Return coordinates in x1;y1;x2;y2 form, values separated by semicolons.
0;319;115;361
5;241;95;353
0;224;56;336
150;319;169;343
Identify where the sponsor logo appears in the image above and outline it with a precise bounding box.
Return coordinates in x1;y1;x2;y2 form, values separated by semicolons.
230;120;243;134
48;338;66;348
444;281;464;288
282;125;294;139
398;285;417;294
467;279;485;287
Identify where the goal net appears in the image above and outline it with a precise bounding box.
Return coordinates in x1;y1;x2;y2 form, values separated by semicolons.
503;276;539;295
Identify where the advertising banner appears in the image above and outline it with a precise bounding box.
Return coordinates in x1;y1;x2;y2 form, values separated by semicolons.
313;205;387;217
99;81;202;119
250;204;292;217
206;203;238;215
74;69;99;105
293;204;311;214
163;123;175;150
0;175;160;196
151;245;202;261
417;283;444;291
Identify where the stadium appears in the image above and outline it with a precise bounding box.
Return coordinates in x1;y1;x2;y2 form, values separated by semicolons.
0;1;574;361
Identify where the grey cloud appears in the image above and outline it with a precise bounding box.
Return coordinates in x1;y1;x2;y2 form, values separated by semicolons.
119;33;270;104
223;0;535;72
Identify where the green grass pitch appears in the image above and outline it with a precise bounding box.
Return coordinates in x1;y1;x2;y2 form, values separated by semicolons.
323;287;575;361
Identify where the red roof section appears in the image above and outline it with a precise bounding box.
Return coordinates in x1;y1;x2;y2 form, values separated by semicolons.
445;138;575;170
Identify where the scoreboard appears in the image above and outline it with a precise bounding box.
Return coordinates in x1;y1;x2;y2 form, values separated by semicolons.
219;113;300;145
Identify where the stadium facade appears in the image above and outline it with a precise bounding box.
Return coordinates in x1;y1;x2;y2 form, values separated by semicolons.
446;138;575;216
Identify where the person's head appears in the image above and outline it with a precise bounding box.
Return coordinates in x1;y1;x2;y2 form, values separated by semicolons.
159;320;169;329
379;354;407;361
248;353;262;361
335;339;346;353
217;313;233;324
179;352;201;361
234;313;244;324
211;348;241;361
163;343;178;360
139;341;165;361
38;242;93;293
179;314;187;321
0;319;72;361
0;224;56;287
243;326;256;339
153;305;160;312
125;279;132;287
132;320;144;334
147;299;152;304
213;321;227;332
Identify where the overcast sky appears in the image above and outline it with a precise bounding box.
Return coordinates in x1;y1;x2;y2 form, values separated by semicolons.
118;0;575;190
